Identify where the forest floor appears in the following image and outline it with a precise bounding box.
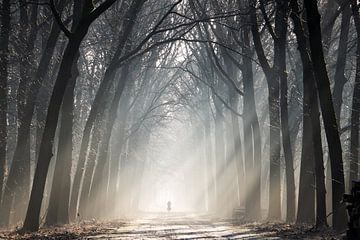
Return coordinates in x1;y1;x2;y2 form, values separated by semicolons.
0;213;345;239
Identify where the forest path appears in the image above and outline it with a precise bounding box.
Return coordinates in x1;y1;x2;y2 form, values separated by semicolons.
0;212;342;239
86;213;282;239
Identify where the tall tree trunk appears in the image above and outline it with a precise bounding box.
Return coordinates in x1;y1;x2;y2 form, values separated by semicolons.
290;0;327;227
0;0;10;210
274;0;295;222
333;3;351;123
241;17;262;220
349;0;360;190
311;95;327;227
241;52;256;220
303;0;347;230
250;0;282;220
45;65;77;225
280;55;295;223
56;82;74;225
267;80;281;220
45;0;82;224
222;53;243;215
297;90;316;224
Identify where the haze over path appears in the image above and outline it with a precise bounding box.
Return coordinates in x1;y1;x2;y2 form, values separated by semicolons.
86;213;282;239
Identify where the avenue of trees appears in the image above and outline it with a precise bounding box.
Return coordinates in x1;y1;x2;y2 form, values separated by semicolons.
0;0;359;233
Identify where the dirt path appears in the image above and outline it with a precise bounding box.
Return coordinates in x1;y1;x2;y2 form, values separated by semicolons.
86;213;280;239
0;213;343;239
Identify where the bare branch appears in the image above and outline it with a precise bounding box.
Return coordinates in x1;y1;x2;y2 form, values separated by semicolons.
49;0;72;37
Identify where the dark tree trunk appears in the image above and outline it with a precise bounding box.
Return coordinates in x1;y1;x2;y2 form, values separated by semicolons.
303;0;347;230
21;8;106;226
241;17;261;220
250;0;282;220
274;0;295;222
0;0;10;208
297;91;316;224
349;0;360;189
290;0;327;227
280;56;295;223
267;82;281;220
55;82;74;225
222;53;243;215
311;95;327;228
333;3;351;124
45;65;77;225
45;0;82;224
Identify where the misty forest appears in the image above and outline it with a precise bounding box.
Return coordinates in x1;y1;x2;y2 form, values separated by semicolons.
1;0;360;239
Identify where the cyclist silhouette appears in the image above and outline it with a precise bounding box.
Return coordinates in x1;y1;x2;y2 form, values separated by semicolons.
167;201;171;212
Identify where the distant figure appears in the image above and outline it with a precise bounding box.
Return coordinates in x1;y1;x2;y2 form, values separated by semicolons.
167;201;171;212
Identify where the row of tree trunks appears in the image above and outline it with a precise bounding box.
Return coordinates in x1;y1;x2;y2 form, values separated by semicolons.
303;0;347;231
1;1;35;227
87;64;131;217
290;0;327;227
15;3;39;224
21;0;119;231
69;0;145;219
250;0;289;220
0;0;66;227
107;89;131;217
22;30;88;232
130;130;150;212
78;116;104;218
